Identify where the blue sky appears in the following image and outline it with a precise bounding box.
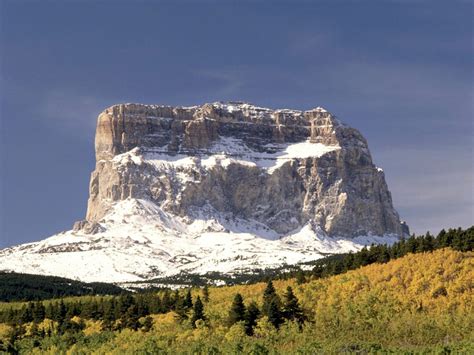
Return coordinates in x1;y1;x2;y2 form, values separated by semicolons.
0;1;472;248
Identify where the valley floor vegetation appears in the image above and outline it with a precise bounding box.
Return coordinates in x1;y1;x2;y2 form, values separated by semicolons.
0;227;472;354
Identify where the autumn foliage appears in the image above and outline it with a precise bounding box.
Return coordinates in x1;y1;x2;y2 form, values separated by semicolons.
0;248;473;353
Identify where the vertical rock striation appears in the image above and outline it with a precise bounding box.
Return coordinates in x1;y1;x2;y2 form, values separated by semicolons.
84;102;408;238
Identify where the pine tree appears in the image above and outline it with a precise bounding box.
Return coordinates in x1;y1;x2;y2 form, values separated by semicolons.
66;302;78;319
161;290;173;311
32;302;45;323
355;247;370;267
262;280;281;317
343;253;356;271
148;294;162;314
377;246;390;263
54;300;67;324
45;303;54;320
190;296;205;328
101;299;116;331
184;289;193;309
116;294;134;319
80;300;97;319
267;299;283;329
228;293;246;326
437;229;448;247
282;286;304;325
405;236;418;254
135;295;149;317
19;303;33;323
244;301;260;336
124;304;140;330
174;295;189;321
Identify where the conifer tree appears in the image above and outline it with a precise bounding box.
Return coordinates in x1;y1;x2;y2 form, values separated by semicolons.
54;300;67;324
101;299;116;331
161;290;173;311
355;247;370;267
228;293;246;326
267;299;283;329
405;236;418;254
117;294;134;318
32;302;45;323
153;294;163;313
19;304;33;323
244;301;260;336
45;303;54;320
66;302;78;320
172;290;180;310
282;286;304;325
191;296;205;328
124;304;140;330
377;246;390;263
81;300;97;319
184;289;193;309
262;280;281;317
343;253;356;271
437;229;448;247
174;295;189;321
135;295;149;317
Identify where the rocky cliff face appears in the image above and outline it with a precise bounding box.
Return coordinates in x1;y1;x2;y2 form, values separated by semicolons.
82;102;408;238
0;101;408;283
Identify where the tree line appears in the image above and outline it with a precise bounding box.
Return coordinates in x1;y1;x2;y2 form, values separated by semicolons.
0;272;125;302
0;288;204;333
282;226;474;284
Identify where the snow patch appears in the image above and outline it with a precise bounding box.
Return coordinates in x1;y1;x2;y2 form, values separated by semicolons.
129;136;340;175
0;198;399;283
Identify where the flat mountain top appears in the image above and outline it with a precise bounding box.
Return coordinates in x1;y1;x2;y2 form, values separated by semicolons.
0;102;407;283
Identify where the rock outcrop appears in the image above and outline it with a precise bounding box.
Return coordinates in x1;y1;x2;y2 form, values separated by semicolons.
0;101;409;283
85;101;408;238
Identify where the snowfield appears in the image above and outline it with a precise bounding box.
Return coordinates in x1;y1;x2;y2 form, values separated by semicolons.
0;198;399;283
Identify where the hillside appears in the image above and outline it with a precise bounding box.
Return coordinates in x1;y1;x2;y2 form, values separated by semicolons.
1;248;472;353
0;272;125;302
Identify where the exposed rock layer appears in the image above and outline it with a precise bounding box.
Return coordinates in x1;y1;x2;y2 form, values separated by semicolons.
85;102;408;238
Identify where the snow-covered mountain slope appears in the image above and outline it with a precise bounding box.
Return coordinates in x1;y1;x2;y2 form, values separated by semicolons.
0;102;407;283
0;198;399;283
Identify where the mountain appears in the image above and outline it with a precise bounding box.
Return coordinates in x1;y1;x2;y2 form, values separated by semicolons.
0;102;408;283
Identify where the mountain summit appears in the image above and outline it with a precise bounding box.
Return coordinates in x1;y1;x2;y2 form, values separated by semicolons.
0;102;408;283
